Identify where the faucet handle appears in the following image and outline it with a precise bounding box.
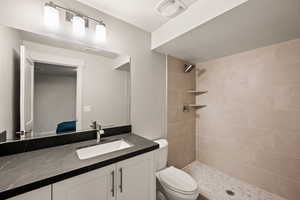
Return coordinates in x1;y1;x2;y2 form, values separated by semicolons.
90;121;97;129
90;121;103;131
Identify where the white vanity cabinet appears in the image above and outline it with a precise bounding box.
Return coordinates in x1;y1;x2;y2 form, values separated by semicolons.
8;186;51;200
53;165;115;200
116;152;155;200
53;151;155;200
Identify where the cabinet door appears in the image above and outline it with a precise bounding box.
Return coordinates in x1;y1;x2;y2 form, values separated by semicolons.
116;152;155;200
53;165;116;200
8;186;51;200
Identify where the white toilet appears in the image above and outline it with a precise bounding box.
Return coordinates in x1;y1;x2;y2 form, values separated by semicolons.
154;139;199;200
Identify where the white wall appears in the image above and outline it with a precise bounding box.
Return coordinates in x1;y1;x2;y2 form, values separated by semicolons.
34;69;76;133
0;0;166;139
25;41;131;130
0;25;21;139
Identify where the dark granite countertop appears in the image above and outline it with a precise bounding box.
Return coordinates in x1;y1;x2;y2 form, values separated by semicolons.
0;133;159;199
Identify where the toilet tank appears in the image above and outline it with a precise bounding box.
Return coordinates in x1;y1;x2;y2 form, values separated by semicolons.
154;139;168;171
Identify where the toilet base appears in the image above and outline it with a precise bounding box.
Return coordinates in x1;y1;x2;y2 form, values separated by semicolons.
157;191;168;200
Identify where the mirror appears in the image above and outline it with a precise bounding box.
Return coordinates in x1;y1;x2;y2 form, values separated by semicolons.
0;24;131;142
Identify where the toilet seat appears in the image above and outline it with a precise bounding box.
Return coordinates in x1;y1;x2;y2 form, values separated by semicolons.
157;166;198;195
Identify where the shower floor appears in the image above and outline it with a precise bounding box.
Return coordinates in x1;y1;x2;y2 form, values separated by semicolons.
183;161;286;200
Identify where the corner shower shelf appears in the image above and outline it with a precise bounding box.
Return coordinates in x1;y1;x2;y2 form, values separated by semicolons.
187;90;208;95
187;104;207;108
183;104;207;112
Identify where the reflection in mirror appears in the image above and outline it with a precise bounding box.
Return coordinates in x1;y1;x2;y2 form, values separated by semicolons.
33;63;77;135
0;24;131;142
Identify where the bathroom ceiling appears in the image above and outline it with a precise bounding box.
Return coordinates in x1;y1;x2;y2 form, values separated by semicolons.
76;0;198;32
154;0;300;63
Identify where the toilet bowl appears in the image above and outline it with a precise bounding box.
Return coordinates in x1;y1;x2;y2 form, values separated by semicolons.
156;166;199;200
154;139;199;200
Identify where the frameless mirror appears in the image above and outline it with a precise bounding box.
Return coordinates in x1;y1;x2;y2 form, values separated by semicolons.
0;24;131;142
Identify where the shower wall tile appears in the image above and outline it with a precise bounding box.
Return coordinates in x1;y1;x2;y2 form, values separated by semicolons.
167;56;196;169
195;38;300;200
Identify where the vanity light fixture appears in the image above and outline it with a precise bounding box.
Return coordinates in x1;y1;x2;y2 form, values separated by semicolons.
44;1;106;41
72;15;86;37
44;2;59;30
95;22;106;42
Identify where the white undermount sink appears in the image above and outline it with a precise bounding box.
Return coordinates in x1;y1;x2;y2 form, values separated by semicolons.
76;139;133;160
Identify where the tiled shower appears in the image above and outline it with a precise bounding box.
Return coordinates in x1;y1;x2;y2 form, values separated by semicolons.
167;39;300;200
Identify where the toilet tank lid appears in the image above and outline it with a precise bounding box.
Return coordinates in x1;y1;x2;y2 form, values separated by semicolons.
154;139;168;148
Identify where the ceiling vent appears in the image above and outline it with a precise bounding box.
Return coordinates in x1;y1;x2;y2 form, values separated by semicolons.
156;0;187;18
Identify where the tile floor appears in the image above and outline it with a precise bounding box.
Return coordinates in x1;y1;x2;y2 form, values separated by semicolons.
183;161;286;200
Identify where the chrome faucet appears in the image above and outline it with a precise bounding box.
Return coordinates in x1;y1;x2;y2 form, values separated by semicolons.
90;121;105;143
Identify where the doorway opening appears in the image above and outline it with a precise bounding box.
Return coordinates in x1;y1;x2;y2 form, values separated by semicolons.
20;45;83;136
33;63;77;135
